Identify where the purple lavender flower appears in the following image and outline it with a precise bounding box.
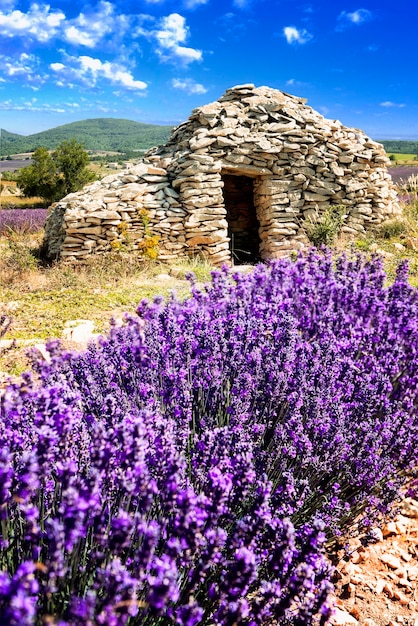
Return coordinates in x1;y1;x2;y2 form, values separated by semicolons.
0;208;47;235
0;561;39;626
4;249;418;624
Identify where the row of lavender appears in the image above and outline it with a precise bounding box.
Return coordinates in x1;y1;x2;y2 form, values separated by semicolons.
0;209;47;236
1;250;418;624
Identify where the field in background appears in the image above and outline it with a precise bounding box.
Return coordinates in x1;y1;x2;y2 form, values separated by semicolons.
388;153;418;163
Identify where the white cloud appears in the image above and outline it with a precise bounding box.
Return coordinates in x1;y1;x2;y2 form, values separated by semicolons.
337;9;373;29
0;1;131;49
154;13;202;64
233;0;250;7
0;52;46;88
0;3;65;41
65;25;98;47
380;101;406;108
286;78;310;88
50;55;147;91
172;77;207;94
64;1;128;49
283;26;312;45
50;62;65;72
155;14;188;48
0;99;66;113
184;0;209;7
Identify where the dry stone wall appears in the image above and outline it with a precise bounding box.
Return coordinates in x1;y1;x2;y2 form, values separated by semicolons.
43;84;400;264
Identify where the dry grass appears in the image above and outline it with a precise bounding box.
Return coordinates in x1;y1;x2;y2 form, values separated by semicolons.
0;193;45;209
0;230;213;374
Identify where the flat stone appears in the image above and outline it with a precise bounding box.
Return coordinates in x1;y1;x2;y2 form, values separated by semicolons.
331;607;358;624
380;553;402;569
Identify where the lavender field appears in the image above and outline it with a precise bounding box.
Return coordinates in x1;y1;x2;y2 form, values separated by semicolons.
388;165;418;184
0;208;47;236
1;250;418;625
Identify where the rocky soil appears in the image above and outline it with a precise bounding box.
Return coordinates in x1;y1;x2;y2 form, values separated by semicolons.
332;499;418;626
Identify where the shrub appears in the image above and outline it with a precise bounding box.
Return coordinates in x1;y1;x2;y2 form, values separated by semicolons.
407;173;418;192
1;366;332;624
303;205;347;247
378;218;407;239
16;141;95;204
2;250;418;624
0;171;18;182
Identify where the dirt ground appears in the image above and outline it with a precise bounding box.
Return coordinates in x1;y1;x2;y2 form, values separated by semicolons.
332;499;418;625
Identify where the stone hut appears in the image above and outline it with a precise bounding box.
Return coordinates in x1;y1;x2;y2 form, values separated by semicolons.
43;84;400;265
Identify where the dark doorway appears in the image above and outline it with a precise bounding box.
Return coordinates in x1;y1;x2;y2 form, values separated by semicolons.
222;174;262;264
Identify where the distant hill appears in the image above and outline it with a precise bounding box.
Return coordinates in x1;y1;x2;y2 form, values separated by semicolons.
0;118;173;155
378;140;418;154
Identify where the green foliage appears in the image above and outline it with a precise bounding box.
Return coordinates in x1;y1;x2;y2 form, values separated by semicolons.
1;118;173;155
53;139;96;196
303;205;347;247
16;141;95;203
379;140;418;155
15;147;58;203
0;170;18;181
378;219;407;239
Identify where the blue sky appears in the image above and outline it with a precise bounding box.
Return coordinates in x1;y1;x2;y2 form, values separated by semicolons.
0;0;417;139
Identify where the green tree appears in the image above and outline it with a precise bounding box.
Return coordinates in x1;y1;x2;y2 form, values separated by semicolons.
53;139;95;197
16;140;95;204
16;147;58;203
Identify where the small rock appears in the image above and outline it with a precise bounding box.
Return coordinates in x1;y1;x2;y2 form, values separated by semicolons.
383;521;399;536
393;589;409;605
349;575;363;585
32;344;51;363
349;606;361;620
62;320;96;346
380;553;402;569
368;527;384;542
350;551;364;564
331;607;359;625
401;498;418;518
375;579;386;594
399;548;412;563
155;273;172;281
375;248;395;259
384;581;394;598
405;236;418;251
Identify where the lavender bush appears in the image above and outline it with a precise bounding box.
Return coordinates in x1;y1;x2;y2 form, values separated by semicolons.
0;209;47;235
1;369;332;625
2;249;418;624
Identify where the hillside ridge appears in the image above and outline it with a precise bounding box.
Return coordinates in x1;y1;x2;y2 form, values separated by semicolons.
0;118;173;155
